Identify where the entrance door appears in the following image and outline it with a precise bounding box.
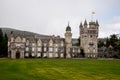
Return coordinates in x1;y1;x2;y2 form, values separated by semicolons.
16;51;20;59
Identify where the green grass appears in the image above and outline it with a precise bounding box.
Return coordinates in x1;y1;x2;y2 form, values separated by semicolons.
0;59;120;80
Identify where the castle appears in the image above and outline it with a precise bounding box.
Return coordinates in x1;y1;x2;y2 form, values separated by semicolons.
8;20;99;59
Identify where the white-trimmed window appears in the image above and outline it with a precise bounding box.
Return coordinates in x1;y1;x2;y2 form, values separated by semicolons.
73;49;75;52
37;53;41;57
61;53;64;57
91;55;93;57
32;47;35;51
26;40;29;46
49;53;52;57
16;44;20;47
38;43;41;46
78;49;80;53
49;43;52;46
93;49;95;53
32;53;34;56
55;53;58;57
44;47;47;51
26;47;29;51
38;48;41;51
55;48;58;52
61;43;64;46
32;43;35;46
49;48;53;52
88;49;90;53
55;44;58;47
44;53;47;57
25;53;29;57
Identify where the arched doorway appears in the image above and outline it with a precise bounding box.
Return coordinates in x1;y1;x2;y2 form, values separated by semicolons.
16;50;20;59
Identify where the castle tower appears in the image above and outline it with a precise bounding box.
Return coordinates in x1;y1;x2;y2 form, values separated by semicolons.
80;20;99;58
65;22;72;58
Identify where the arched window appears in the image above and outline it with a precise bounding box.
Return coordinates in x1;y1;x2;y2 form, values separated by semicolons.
26;40;29;46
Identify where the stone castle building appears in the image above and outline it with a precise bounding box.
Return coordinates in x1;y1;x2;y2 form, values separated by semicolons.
80;20;99;58
8;20;99;59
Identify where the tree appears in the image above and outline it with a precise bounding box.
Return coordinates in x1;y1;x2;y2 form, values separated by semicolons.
98;41;105;48
3;33;8;56
109;34;118;48
0;29;8;57
0;28;3;57
105;38;110;47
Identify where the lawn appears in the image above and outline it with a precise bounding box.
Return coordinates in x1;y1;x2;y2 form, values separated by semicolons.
0;59;120;80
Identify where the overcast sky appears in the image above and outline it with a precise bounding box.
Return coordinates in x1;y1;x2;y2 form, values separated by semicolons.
0;0;120;38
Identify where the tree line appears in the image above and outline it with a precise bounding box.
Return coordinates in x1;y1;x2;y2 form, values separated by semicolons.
98;34;120;56
0;28;8;57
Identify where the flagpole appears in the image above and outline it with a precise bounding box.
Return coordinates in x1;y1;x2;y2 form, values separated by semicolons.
91;12;95;22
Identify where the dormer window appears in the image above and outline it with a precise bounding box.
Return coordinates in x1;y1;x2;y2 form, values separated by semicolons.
49;43;52;46
38;43;41;46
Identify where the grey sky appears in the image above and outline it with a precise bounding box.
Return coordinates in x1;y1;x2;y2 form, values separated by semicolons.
0;0;120;38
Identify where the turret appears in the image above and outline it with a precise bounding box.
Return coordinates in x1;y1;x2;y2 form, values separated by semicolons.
84;19;88;28
66;22;71;32
96;20;99;29
65;22;72;58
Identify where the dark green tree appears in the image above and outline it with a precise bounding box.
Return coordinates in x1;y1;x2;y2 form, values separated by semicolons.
105;38;110;47
0;28;3;57
3;33;8;57
109;34;118;48
98;41;105;48
0;29;8;57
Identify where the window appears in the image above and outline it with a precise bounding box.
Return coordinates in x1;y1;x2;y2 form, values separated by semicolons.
88;49;90;53
61;43;64;46
61;53;64;57
49;53;52;57
44;53;47;57
26;40;29;46
32;53;34;56
55;53;58;57
38;48;41;51
44;47;46;51
37;53;40;57
49;48;53;52
93;49;95;53
55;44;58;46
91;55;92;57
32;43;35;46
55;48;58;52
26;47;29;51
38;43;41;46
25;53;29;57
32;47;35;51
78;49;80;53
49;43;52;46
73;49;75;52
